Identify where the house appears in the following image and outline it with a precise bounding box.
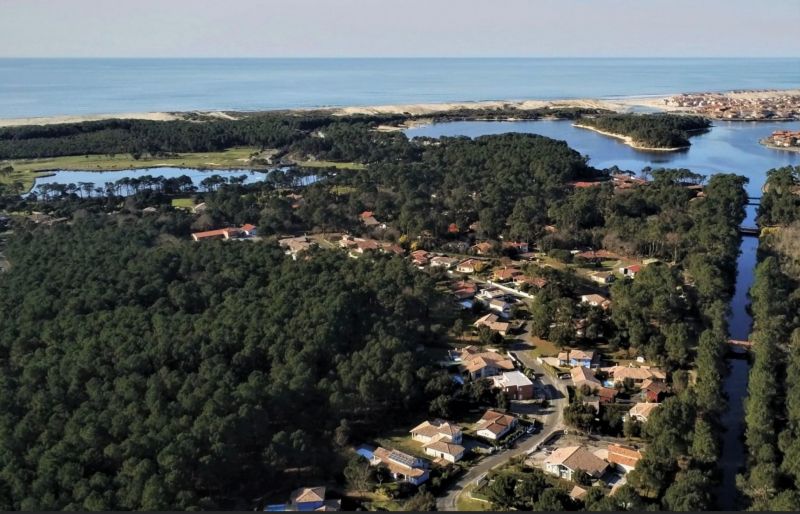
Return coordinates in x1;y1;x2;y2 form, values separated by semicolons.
360;211;384;228
458;346;515;379
410;249;431;267
410;420;465;463
478;288;506;301
473;313;511;336
451;280;478;300
430;255;458;269
279;236;315;259
457;258;483;274
447;223;460;234
241;223;258;237
571;366;602;390
502;241;530;253
488;298;512;318
410;420;463;445
607;444;643;473
569;485;589;502
491;371;535;400
627;402;660;423
605;365;666;386
558;349;598;368
641;380;670;402
544;446;609;482
472;241;494;255
513;275;548;290
474;410;518;440
287;487;341;511
493;267;523;282
597;387;618;404
589;271;615;285
620;264;642;278
371;447;429;485
580;294;611;310
191;227;244;241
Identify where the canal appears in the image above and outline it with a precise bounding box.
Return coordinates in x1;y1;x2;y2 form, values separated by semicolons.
407;119;800;507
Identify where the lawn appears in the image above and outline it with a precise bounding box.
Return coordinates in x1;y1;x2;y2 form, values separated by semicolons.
171;197;196;209
525;336;561;358
4;147;262;174
456;484;492;511
293;160;366;170
375;429;428;460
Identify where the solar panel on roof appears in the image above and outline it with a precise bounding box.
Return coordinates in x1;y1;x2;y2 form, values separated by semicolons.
388;450;416;468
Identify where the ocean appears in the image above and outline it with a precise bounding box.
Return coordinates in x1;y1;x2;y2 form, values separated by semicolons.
1;58;799;119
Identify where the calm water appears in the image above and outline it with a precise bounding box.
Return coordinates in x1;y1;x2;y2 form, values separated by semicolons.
1;58;799;118
32;168;268;190
406;119;798;507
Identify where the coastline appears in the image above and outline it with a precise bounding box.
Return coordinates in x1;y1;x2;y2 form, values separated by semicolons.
759;139;800;153
572;123;689;152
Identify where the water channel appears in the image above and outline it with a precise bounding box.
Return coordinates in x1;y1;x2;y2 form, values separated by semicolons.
407;119;800;506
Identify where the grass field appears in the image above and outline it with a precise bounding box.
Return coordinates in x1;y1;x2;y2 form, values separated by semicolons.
1;148;264;192
171;198;196;209
456;485;492;511
293;160;366;170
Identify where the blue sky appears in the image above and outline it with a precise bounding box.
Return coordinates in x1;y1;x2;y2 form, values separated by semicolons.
1;0;798;58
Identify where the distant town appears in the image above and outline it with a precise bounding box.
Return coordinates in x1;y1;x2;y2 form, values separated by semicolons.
662;90;800;121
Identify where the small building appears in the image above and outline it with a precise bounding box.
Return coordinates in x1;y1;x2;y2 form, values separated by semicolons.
491;370;535;400
457;258;483;274
558;349;598;368
493;266;523;282
605;365;666;386
513;275;548;290
474;409;518;441
571;366;602;391
569;485;589;502
410;249;431;267
287;486;341;511
473;313;511;336
423;439;465;464
641;380;670;402
627;402;660;423
544;446;608;482
278;236;315;260
478;288;506;301
191;227;243;241
620;264;642;278
451;280;478;300
488;298;512;318
580;294;611;310
589;271;615;285
502;241;530;253
472;241;494;255
458;346;515;380
430;255;458;269
371;447;429;485
410;420;463;445
607;444;643;473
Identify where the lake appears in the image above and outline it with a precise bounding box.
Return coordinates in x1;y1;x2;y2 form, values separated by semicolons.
2;58;800;118
406;119;799;508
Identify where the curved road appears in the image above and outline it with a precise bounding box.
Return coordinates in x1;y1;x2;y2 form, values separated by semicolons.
436;348;568;511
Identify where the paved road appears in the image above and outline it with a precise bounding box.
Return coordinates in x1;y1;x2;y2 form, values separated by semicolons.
436;343;568;511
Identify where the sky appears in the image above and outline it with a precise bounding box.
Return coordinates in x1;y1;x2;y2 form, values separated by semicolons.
1;0;798;58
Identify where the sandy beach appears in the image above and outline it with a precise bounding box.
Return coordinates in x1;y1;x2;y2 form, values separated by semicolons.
1;88;798;128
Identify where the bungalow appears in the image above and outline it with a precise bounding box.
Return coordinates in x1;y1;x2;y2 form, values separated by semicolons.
456;258;483;274
641;380;670;402
451;280;478;300
607;444;643;473
360;210;385;228
558;349;598;368
371;447;429;485
410;420;462;445
191;227;245;241
502;241;530;253
570;366;602;390
288;486;341;511
580;294;611;310
458;346;515;379
472;241;494;255
620;264;642;278
478;288;506;301
514;275;548;290
597;386;618;404
410;420;465;463
241;223;258;237
278;236;315;260
606;365;666;386
410;249;431;267
493;267;523;282
544;446;608;482
473;313;511;336
491;370;535;400
569;486;589;502
430;255;458;269
589;271;615;285
474;409;518;441
627;402;660;423
488;298;512;318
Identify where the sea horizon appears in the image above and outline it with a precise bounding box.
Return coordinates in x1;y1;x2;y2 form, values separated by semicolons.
2;57;799;119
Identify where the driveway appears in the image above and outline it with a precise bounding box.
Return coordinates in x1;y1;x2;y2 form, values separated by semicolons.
436;344;568;511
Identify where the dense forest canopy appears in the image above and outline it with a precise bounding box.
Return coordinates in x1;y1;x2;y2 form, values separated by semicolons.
0;217;452;510
577;113;711;148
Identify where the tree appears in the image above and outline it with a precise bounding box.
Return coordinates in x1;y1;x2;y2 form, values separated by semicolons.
690;418;719;465
485;474;517;509
564;402;597;433
344;457;374;493
404;491;436;511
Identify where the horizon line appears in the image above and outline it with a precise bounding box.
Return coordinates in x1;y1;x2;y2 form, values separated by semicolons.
1;55;799;60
